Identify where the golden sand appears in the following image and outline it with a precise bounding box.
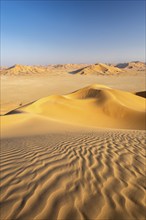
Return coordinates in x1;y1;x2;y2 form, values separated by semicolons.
2;84;145;131
1;130;145;220
0;79;145;220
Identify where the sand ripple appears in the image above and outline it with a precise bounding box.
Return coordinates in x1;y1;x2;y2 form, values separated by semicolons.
0;130;145;220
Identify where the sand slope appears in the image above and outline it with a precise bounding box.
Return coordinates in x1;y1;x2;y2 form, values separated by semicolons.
116;61;146;70
0;130;145;220
1;84;145;139
1;84;145;220
12;84;145;130
52;64;87;70
70;63;122;75
0;64;87;75
1;73;145;115
0;64;49;75
1;62;145;76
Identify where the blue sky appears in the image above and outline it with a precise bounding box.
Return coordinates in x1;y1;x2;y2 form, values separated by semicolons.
1;0;145;66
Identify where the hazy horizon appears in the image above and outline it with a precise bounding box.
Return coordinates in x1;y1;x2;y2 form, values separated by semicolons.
1;1;145;66
1;60;146;68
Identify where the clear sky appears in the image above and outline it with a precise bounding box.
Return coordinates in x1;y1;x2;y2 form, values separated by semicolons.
1;0;145;66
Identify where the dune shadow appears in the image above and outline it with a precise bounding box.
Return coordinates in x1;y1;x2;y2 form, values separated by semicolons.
5;109;23;115
69;67;86;74
3;100;37;116
135;91;146;98
116;63;128;68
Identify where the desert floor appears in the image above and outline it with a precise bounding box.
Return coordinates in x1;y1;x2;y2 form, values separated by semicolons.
1;72;145;114
0;73;146;220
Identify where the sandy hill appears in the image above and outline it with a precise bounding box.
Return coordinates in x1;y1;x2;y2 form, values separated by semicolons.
70;63;123;75
116;61;146;70
8;84;145;130
52;64;87;70
1;62;145;75
0;64;88;75
0;64;49;75
1;82;145;220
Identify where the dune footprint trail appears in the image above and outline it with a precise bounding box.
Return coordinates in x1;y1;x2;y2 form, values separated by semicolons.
0;130;145;220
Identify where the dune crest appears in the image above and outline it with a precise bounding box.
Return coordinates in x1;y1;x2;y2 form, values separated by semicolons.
0;64;87;75
70;63;122;75
11;84;145;130
0;64;48;75
52;63;87;70
116;61;146;70
1;61;145;75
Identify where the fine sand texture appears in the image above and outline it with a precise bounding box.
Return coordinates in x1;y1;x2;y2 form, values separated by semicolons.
1;74;146;220
0;130;145;220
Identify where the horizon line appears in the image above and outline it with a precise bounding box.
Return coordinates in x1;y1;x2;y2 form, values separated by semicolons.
1;60;145;68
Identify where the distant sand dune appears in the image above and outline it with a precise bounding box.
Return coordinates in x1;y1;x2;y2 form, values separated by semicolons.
0;64;87;75
70;63;122;75
116;61;146;70
0;130;145;220
1;64;48;75
1;62;145;75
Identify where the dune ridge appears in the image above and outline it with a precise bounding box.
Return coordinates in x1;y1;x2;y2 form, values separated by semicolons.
70;63;123;75
14;84;145;130
1;61;145;75
52;64;87;70
0;64;87;75
0;130;145;220
116;61;146;70
2;64;48;75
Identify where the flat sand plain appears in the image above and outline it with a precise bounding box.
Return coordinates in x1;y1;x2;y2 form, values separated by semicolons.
0;73;146;220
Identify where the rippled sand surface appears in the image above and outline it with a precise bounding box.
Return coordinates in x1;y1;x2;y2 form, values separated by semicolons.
1;130;145;220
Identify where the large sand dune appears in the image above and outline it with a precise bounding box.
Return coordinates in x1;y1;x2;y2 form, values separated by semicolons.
1;83;145;220
7;84;145;130
1;72;145;115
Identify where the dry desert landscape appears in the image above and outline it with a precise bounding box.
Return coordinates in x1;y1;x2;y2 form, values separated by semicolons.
0;62;146;220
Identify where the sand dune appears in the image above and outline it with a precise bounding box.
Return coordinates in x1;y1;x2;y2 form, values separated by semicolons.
0;64;87;75
52;64;87;70
9;84;145;130
1;84;145;220
70;63;122;75
0;130;145;220
1;84;145;138
116;61;146;71
1;72;145;115
0;64;49;75
1;62;145;75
